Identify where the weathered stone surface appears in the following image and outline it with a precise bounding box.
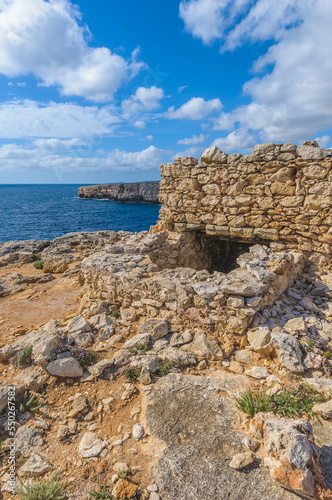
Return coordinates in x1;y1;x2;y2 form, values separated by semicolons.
18;454;52;477
68;395;88;417
245;366;270;379
247;327;273;356
79;181;160;204
14;366;49;391
47;357;84;378
139;319;168;340
78;432;108;458
187;333;223;358
201;145;227;164
15;427;44;458
87;359;113;377
43;258;68;274
146;374;298;500
123;333;151;349
263;418;332;499
0;382;25;413
229;451;256;470
68;315;92;335
271;330;304;373
313;400;332;420
112;479;138;499
304;378;332;398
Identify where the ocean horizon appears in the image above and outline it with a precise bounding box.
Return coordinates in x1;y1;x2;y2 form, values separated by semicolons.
0;184;161;243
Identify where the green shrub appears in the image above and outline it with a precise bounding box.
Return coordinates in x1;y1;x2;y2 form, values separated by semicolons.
18;346;33;366
236;385;328;418
324;351;332;360
17;475;67;500
125;368;141;382
128;344;149;354
107;309;120;319
33;260;45;270
117;466;132;479
155;361;177;376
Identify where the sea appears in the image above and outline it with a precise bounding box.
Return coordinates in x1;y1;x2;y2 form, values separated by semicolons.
0;185;161;243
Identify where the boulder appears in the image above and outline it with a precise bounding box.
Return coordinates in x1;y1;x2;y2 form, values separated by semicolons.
247;327;273;356
271;331;304;373
47;357;83;378
245;366;270;379
201;146;227;164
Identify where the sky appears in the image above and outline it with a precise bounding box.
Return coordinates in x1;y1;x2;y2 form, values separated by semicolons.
0;0;332;184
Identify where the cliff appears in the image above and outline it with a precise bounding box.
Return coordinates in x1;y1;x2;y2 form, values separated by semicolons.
78;181;160;203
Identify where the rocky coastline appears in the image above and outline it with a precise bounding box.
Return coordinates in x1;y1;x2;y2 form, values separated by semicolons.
1;142;332;500
78;181;160;204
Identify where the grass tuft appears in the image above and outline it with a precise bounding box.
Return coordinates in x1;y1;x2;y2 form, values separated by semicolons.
155;360;177;376
107;310;120;319
17;474;67;500
236;384;329;418
19;391;43;413
125;368;141;382
33;260;45;270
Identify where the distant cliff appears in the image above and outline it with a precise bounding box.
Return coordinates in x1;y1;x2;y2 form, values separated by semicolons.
78;181;160;204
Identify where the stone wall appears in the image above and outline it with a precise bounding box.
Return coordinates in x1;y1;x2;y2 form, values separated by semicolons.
158;141;332;263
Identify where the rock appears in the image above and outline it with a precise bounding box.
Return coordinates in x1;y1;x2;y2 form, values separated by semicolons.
132;423;144;440
313;400;332;420
283;317;307;336
113;462;129;472
112;478;138;499
245;366;270;379
271;331;304;373
187;333;223;359
304;378;332;398
235;350;261;365
68;315;92;335
47;357;83;378
263;417;332;499
146;373;297;500
18;454;52;477
123;333;151;349
201;145;227;164
14;366;49;391
79;181;160;204
78;432;108;458
138;366;151;385
57;422;77;441
229;451;256;470
88;359;113;377
297;145;327;160
149;493;160;500
68;395;88;417
43;258;68;274
192;283;220;299
0;383;25;413
15;427;44;458
139;319;168;340
247;327;273;356
169;330;193;347
253;143;275;156
158;347;197;367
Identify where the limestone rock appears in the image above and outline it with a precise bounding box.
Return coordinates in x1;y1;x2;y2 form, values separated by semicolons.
43;258;68;274
229;451;256;470
245;366;270;379
132;423;144;440
68;395;88;417
138;366;151;385
47;357;83;378
235;350;261;365
78;432;108;458
271;331;304;373
187;333;223;359
15;427;44;458
304;378;332;398
312;400;332;420
88;359;113;377
18;454;52;477
139;319;168;340
123;333;151;349
112;479;138;499
201;146;227;164
263;418;332;499
170;330;193;347
247;327;273;356
0;383;25;413
68;315;92;335
14;366;49;391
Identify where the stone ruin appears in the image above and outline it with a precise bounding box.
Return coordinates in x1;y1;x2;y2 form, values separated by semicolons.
80;141;332;351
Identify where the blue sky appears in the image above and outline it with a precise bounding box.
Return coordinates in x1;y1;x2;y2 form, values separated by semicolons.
0;0;332;183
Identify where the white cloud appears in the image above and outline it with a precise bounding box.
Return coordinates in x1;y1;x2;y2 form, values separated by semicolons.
178;133;204;145
121;86;164;118
0;99;120;138
146;135;153;141
213;128;256;152
133;120;146;129
33;138;87;150
315;135;331;149
173;145;202;159
0;141;163;172
178;85;188;93
180;0;332;146
0;0;145;102
165;97;222;120
179;0;251;45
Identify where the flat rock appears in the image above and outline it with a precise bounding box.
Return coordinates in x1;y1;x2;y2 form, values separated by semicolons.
145;373;298;500
187;333;223;358
68;315;92;335
87;359;113;377
139;319;168;340
123;333;151;349
245;366;270;379
18;454;52;477
313;400;332;420
15;427;44;458
14;366;49;391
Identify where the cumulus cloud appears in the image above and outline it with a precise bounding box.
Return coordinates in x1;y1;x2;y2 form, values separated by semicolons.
173;145;202;159
0;0;145;102
180;0;332;146
213;128;256;152
121;87;164;118
178;133;205;145
0;141;163;172
165;97;222;120
0;100;120;138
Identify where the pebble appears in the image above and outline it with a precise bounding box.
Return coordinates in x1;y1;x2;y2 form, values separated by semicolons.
133;423;144;440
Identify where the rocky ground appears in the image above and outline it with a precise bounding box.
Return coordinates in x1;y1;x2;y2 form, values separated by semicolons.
0;230;332;499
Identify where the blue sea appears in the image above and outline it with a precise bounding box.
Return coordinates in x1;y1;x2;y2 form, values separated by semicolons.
0;185;161;243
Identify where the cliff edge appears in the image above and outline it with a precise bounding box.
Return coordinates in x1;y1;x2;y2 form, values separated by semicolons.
78;181;160;203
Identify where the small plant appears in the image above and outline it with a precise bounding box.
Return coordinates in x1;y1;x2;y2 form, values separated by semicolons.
117;466;132;479
19;391;43;413
17;474;67;500
236;385;329;418
125;368;141;382
155;360;177;376
53;345;97;367
324;351;332;360
18;346;33;366
307;340;316;348
88;478;125;499
107;309;120;319
33;260;45;270
128;344;149;354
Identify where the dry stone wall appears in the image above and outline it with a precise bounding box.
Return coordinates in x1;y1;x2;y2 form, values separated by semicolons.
158;141;332;264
